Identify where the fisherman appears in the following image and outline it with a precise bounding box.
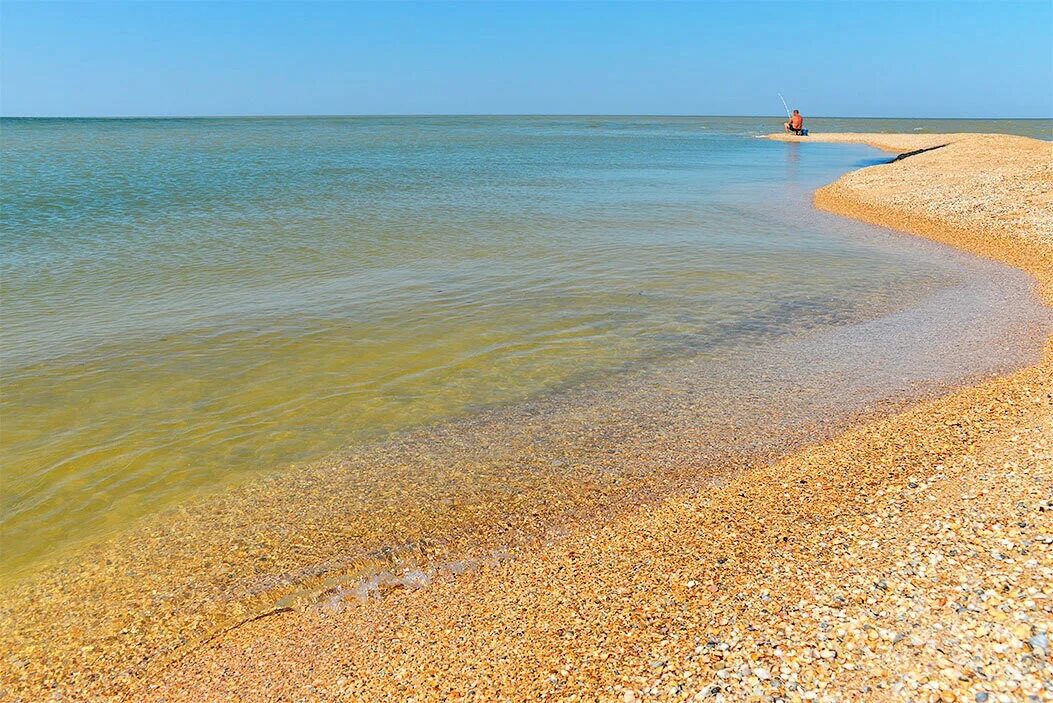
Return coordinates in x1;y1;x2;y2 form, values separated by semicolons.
784;109;804;135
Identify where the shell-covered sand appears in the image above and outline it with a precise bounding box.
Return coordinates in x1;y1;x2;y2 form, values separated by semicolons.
3;134;1051;702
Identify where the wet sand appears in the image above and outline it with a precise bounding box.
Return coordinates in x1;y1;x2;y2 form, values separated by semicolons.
3;134;1051;702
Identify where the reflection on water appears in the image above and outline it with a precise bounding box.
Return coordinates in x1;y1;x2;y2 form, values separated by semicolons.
784;141;800;181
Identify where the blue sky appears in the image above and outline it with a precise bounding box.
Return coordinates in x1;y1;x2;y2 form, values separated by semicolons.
2;1;1051;118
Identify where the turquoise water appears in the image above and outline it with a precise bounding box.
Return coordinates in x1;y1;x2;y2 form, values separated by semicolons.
1;116;1048;576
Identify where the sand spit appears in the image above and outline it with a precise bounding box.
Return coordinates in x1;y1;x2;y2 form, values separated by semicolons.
802;134;1051;296
768;132;957;153
3;134;1051;702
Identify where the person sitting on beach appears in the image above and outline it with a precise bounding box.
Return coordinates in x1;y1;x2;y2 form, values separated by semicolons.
784;110;804;135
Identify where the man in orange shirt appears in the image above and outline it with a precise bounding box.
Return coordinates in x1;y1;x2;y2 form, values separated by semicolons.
784;110;804;134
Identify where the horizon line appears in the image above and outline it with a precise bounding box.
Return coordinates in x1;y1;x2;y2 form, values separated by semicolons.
2;113;1051;121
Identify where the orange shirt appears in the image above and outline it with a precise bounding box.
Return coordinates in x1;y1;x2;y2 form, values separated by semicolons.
790;114;803;129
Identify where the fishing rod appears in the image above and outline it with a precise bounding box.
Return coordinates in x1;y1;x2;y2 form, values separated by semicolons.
778;93;791;119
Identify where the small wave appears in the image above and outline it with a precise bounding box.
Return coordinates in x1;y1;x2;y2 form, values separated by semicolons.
293;547;518;615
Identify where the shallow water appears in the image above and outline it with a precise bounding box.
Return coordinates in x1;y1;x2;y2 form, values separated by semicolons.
1;116;1049;578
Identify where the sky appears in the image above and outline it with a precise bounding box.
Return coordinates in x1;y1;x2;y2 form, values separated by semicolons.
2;1;1051;118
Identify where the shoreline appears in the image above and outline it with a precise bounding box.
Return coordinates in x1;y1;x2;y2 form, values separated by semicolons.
3;134;1051;702
153;134;1051;701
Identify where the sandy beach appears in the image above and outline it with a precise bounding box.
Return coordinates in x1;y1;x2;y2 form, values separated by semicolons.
3;133;1050;702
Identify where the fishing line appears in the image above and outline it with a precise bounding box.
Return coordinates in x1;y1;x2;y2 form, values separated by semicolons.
778;93;791;119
